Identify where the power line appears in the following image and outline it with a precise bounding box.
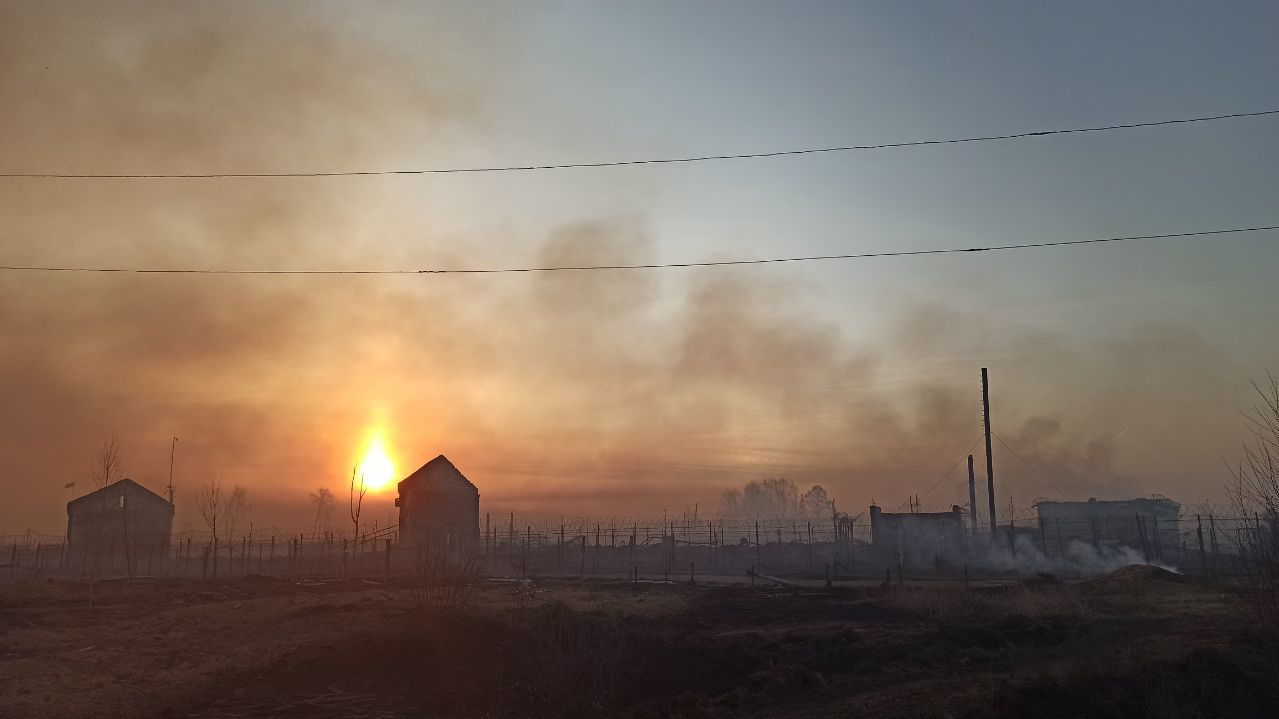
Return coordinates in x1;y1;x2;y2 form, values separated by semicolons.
1;224;1273;276
4;108;1277;179
992;432;1068;498
899;436;984;510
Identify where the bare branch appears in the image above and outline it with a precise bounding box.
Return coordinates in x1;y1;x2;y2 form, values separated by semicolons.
89;433;123;488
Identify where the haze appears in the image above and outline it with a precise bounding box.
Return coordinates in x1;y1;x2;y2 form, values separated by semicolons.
2;1;1277;534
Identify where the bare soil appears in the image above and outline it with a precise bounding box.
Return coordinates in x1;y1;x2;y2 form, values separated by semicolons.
0;569;1273;718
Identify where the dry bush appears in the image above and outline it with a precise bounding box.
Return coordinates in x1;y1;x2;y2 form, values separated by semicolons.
520;602;628;718
1226;372;1279;629
411;545;480;613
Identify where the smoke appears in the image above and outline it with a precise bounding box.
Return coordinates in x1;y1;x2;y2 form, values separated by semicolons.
973;534;1178;577
0;4;1252;533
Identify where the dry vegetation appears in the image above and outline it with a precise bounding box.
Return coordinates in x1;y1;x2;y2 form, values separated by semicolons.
0;569;1274;719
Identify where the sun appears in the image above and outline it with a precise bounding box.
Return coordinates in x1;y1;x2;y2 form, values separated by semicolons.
356;436;396;492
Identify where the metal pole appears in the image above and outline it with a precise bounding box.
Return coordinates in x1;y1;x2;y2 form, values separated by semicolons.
166;436;178;505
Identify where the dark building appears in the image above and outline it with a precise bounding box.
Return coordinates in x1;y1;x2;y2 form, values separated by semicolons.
1034;496;1181;554
869;504;967;567
66;478;174;577
394;455;480;553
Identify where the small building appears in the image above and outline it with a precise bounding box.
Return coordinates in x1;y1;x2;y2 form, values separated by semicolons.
869;504;967;567
395;455;480;553
1034;496;1181;555
66;478;174;577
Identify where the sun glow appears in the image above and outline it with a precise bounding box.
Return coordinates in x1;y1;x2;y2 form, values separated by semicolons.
356;436;396;492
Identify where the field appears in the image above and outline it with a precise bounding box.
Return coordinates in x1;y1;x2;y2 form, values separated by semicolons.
1;569;1276;719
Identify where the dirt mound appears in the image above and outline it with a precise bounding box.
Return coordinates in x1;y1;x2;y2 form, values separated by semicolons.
1087;564;1185;586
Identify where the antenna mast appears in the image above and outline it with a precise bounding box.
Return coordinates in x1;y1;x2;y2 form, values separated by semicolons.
166;436;178;504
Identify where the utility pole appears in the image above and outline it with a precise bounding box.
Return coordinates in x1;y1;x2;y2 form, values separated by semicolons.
166;436;178;505
967;454;978;536
982;368;996;537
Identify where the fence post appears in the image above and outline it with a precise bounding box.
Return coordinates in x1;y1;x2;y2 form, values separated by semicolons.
1196;514;1207;576
755;522;761;568
1151;515;1163;562
1134;513;1150;561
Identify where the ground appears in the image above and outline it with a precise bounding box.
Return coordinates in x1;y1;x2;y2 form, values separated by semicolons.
1;568;1275;718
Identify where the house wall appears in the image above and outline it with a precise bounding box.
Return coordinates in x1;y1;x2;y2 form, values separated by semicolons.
66;482;173;577
1035;498;1181;550
869;505;967;567
398;466;479;552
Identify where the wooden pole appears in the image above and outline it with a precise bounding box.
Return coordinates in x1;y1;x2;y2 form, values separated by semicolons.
1135;513;1150;561
967;454;978;536
1196;514;1207;576
755;522;761;567
982;368;997;538
1151;514;1163;562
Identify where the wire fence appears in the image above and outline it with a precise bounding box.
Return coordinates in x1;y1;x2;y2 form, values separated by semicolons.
0;513;1269;583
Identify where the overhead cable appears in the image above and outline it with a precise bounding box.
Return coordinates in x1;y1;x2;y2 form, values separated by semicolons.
3;108;1276;179
1;224;1273;276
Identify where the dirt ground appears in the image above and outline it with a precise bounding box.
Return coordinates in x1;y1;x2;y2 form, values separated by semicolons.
1;568;1275;718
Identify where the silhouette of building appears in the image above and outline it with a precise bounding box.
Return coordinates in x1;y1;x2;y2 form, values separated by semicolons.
1034;496;1181;553
869;504;968;567
66;478;174;577
394;455;480;552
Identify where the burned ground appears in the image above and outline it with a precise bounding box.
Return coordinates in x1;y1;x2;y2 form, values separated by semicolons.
0;571;1271;718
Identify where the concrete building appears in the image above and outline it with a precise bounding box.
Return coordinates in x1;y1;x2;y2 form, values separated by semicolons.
1034;496;1181;555
66;478;174;577
394;455;480;553
869;504;967;568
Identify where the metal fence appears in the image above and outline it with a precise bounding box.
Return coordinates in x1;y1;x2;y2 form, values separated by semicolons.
1;513;1269;582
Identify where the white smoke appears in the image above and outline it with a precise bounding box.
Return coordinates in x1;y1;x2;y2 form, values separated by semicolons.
972;534;1179;577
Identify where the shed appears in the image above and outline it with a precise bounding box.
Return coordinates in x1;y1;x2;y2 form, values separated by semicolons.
395;455;480;552
1034;496;1181;552
869;504;967;567
66;478;174;577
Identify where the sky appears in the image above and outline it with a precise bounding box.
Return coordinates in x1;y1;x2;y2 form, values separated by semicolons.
2;1;1277;534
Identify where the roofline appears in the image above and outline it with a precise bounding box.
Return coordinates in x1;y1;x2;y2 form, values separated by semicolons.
396;454;478;491
67;478;172;509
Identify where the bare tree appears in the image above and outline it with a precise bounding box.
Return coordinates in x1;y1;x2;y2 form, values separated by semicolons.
742;477;799;517
1225;371;1279;626
89;433;123;488
196;480;222;577
801;485;831;519
309;486;335;538
1228;372;1279;515
224;484;251;550
718;478;809;519
349;464;367;539
717;488;742;518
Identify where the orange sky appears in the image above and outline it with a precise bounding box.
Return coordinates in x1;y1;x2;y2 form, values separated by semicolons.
2;3;1276;533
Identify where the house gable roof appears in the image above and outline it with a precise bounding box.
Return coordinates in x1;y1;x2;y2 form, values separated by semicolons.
397;455;477;494
67;477;172;511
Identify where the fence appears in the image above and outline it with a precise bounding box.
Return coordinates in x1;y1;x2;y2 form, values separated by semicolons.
1;513;1270;583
